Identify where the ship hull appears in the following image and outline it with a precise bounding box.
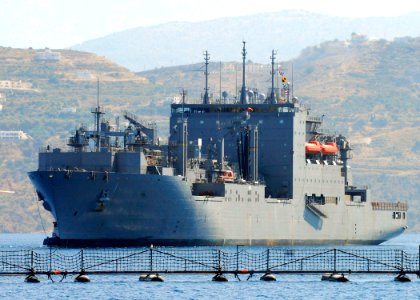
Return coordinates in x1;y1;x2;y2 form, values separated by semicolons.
43;237;389;248
29;170;406;247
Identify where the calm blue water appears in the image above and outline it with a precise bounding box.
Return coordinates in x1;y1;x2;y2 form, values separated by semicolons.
1;233;420;299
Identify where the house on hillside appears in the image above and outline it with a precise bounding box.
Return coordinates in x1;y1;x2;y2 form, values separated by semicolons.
0;80;32;90
35;48;61;62
0;131;31;141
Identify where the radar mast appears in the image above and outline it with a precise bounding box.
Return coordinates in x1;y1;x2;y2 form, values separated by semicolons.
92;78;104;152
203;51;210;104
240;41;247;104
270;50;277;104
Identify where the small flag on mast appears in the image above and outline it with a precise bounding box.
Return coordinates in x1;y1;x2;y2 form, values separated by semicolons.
279;70;287;83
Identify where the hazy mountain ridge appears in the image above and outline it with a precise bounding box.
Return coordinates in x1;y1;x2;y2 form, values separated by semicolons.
0;35;419;232
72;10;420;71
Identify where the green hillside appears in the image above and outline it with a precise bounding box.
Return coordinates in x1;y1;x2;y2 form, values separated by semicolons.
0;34;419;233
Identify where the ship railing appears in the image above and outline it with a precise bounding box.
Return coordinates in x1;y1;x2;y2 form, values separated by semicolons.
371;202;408;211
307;116;321;123
39;146;89;153
39;147;49;153
39;146;67;153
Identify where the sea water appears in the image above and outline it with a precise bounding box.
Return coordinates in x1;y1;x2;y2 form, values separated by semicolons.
1;233;420;300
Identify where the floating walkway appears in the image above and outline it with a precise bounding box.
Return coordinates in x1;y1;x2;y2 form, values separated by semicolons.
1;247;419;282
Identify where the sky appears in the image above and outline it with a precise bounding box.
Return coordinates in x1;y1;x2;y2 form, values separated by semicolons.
1;0;419;49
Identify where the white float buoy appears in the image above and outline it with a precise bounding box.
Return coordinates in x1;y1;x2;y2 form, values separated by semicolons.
321;273;349;282
139;273;164;282
74;273;90;282
260;272;276;281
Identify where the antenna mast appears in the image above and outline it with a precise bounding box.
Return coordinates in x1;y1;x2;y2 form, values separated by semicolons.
181;89;187;120
235;64;238;100
291;63;294;98
219;61;222;102
92;77;104;152
270;50;277;104
96;77;99;108
181;88;187;105
203;51;210;104
240;41;247;104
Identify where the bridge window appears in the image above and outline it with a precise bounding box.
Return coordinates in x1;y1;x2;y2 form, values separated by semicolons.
393;212;401;219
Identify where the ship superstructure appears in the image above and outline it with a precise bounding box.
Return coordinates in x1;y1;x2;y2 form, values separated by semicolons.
28;44;407;247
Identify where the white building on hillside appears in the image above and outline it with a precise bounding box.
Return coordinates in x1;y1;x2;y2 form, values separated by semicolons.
35;48;61;62
0;131;30;141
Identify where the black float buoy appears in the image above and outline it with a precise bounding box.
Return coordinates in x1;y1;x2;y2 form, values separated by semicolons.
260;272;276;281
25;274;40;283
139;273;164;282
74;272;90;283
212;273;228;282
394;273;411;282
321;273;349;282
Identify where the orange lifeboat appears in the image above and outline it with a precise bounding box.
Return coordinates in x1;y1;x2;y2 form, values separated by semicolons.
217;170;234;182
305;141;322;154
321;142;338;155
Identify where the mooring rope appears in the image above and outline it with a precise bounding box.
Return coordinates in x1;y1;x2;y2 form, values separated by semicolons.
34;192;48;238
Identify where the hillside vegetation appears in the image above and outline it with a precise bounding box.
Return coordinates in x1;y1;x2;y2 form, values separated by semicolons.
0;47;164;232
0;34;419;233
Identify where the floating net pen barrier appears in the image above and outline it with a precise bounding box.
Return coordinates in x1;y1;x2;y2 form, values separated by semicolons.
1;247;419;276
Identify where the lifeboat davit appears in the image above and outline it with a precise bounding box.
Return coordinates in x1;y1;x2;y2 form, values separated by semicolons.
305;141;322;154
321;142;338;155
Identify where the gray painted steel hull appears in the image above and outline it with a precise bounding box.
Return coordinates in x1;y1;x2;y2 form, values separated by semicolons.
29;170;406;247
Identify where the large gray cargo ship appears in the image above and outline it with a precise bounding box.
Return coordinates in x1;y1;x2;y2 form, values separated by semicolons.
29;44;407;247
